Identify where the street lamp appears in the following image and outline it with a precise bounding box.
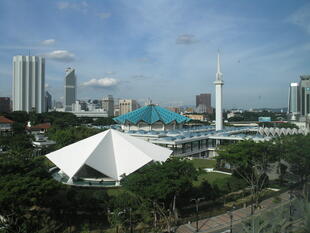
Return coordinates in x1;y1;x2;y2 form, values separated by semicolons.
191;197;204;232
227;205;236;233
289;190;295;233
129;207;133;233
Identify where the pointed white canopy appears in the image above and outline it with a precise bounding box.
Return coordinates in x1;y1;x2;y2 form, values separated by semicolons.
46;129;172;181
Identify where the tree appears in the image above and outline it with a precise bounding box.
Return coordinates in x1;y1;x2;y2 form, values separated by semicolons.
47;126;103;149
241;205;290;233
121;158;199;231
122;158;198;204
217;140;278;212
281;135;310;197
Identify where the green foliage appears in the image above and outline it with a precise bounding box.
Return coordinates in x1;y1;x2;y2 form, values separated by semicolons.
4;111;29;123
241;205;290;233
48;126;103;149
93;117;116;126
0;145;111;232
122;158;199;205
0;133;33;154
189;158;216;169
217;140;278;172
280;135;310;186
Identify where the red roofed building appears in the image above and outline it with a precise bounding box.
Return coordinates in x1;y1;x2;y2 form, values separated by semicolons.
26;122;51;134
0;116;14;135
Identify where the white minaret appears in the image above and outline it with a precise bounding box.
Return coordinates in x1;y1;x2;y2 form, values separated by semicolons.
214;52;224;131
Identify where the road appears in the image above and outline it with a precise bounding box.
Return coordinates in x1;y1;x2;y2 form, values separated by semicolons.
176;191;305;233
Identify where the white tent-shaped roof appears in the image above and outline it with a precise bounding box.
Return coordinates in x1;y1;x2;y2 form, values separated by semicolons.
46;129;172;181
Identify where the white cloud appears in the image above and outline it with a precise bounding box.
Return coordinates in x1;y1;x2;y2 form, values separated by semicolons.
98;12;111;20
82;78;119;88
287;3;310;34
176;34;198;44
45;50;75;62
105;71;116;75
57;1;88;12
41;39;56;45
45;83;49;88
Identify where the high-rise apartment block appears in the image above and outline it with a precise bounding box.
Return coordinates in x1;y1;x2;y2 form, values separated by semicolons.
196;93;211;113
0;97;11;113
119;99;138;115
12;56;45;113
102;95;114;117
288;75;310;121
64;67;76;111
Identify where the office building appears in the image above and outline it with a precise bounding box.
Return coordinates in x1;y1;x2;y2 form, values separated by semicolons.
0;97;11;113
119;99;138;115
12;55;45;113
45;91;52;112
299;75;310;116
288;83;300;120
196;93;211;113
64;67;76;111
102;95;114;117
288;75;310;124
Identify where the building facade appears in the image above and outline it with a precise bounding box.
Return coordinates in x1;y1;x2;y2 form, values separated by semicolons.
12;56;45;113
0;97;10;113
119;99;138;115
45;91;52;112
288;75;310;124
196;93;211;113
64;67;76;111
300;75;310;116
102;95;114;117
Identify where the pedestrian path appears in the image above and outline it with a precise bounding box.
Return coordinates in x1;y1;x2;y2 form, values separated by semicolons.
176;191;290;233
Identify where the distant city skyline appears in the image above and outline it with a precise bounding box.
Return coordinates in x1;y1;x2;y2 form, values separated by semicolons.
1;0;310;109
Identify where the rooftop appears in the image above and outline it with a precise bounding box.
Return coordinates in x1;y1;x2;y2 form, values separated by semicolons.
0;116;14;124
113;104;191;125
27;122;51;130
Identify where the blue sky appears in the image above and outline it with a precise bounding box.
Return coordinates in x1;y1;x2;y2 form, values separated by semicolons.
0;0;310;109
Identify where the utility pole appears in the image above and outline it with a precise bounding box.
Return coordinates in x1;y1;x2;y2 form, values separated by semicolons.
191;197;204;232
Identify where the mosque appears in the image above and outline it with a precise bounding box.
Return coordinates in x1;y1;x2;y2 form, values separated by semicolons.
113;53;271;158
46;53;306;187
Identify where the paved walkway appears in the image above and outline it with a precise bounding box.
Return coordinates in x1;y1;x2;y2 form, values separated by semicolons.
176;191;290;233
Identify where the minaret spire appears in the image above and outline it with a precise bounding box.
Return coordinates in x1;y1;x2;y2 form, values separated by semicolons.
214;51;224;131
216;50;223;81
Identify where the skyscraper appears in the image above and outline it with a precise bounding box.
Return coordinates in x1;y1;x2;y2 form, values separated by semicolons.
45;91;52;112
214;52;224;131
12;55;45;113
299;75;310;116
288;83;300;119
102;95;114;117
196;93;211;113
64;67;76;111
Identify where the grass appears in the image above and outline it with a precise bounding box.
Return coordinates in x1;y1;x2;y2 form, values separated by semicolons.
106;187;126;197
193;171;231;187
189;158;217;169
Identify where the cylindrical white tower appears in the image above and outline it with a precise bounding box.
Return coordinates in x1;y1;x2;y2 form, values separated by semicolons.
214;53;224;131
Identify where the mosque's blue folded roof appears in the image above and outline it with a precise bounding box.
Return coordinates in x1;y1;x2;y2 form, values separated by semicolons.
113;105;191;124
